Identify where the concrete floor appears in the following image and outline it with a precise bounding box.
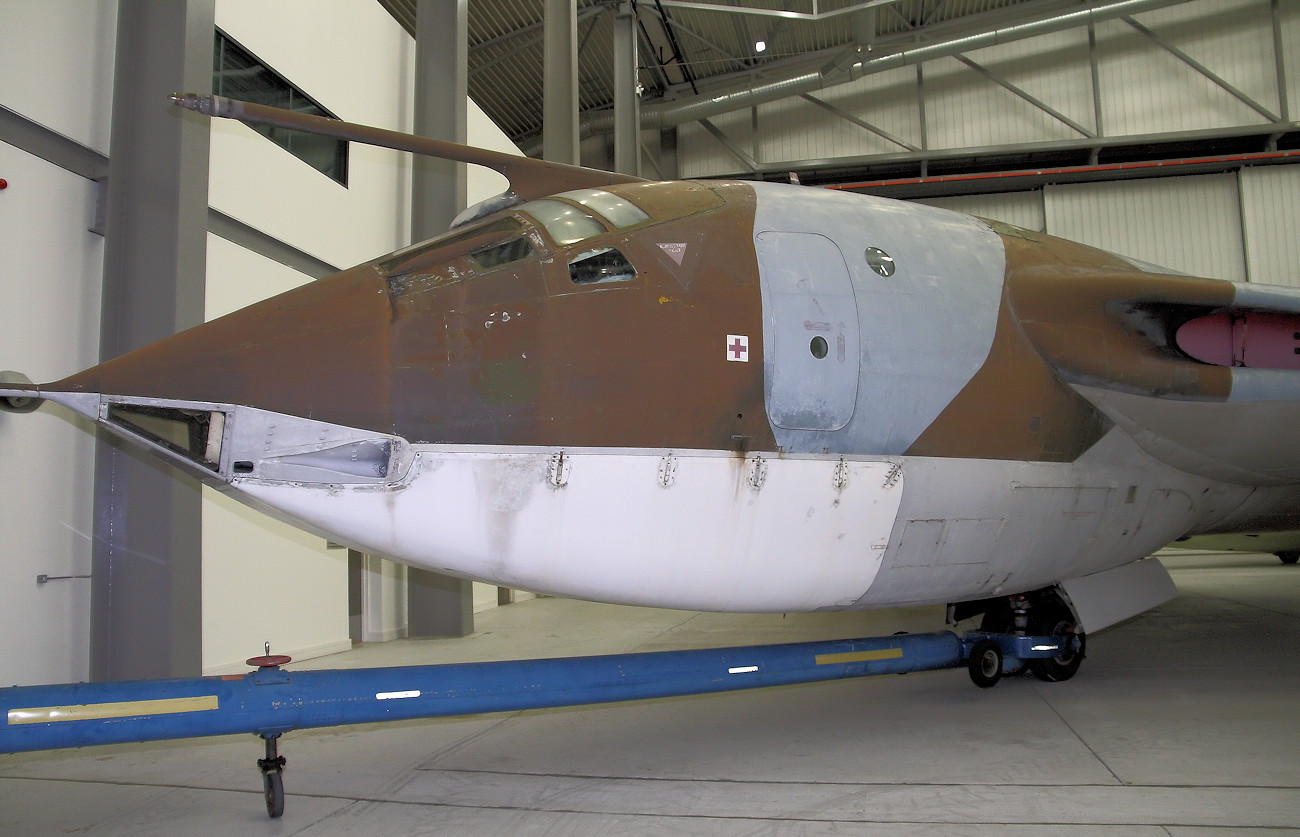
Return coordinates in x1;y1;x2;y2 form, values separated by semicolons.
2;551;1298;835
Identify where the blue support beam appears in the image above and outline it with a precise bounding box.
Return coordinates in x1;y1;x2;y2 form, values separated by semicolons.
2;632;965;753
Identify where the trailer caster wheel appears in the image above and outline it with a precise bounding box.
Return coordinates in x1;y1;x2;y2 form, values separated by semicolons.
1278;551;1299;565
968;640;1003;689
263;768;284;819
257;734;287;819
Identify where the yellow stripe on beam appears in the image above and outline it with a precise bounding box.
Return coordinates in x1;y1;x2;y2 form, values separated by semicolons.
814;648;904;666
7;695;219;725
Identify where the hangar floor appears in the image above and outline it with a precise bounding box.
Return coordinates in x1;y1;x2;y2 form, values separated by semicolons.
2;551;1298;835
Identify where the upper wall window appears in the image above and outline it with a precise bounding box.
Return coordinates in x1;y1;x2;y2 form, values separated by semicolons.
213;30;349;186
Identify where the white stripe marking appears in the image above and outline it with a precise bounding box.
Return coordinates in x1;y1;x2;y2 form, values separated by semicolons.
375;690;421;700
728;665;759;674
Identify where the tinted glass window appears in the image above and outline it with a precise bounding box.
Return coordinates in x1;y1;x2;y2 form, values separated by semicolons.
569;248;636;285
213;30;348;186
555;189;650;229
378;217;524;274
519;200;606;245
470;237;534;270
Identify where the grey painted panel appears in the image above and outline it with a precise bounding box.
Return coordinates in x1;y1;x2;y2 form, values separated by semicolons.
857;429;1230;607
755;231;859;431
751;182;1005;455
1075;382;1300;485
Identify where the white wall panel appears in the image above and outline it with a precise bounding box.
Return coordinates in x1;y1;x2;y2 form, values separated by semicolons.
914;190;1046;233
1096;0;1279;137
0;149;104;686
211;1;414;270
1283;0;1300;120
924;27;1093;151
1240;165;1300;287
1138;0;1280;116
790;65;922;159
0;1;117;153
680;108;753;177
201;235;352;673
1044;173;1246;282
759;95;866;165
961;27;1097;138
675;0;1285;178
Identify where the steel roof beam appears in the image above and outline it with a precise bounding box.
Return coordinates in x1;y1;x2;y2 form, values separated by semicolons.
797;92;919;152
655;0;908;23
951;53;1096;138
575;0;1191;140
1121;14;1281;124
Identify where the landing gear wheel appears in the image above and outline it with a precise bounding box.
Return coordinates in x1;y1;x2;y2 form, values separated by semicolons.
968;639;1003;689
263;769;284;819
1278;551;1299;565
1028;599;1085;683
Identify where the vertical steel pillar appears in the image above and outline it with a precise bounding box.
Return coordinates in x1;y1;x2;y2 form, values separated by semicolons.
91;0;214;681
411;0;467;235
543;0;579;164
613;1;641;176
407;0;474;638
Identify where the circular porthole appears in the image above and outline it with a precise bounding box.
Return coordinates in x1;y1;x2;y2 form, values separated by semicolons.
810;336;829;358
865;247;895;277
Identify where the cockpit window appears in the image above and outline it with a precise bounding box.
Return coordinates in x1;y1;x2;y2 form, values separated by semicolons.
470;237;534;270
378;216;524;275
555;189;651;229
569;247;636;285
518;199;606;245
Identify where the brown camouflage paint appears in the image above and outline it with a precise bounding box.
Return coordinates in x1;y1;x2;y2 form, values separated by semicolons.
48;181;776;453
907;222;1234;462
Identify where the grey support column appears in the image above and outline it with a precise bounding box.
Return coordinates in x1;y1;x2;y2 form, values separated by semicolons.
543;0;579;164
406;0;474;638
613;1;641;176
411;0;467;237
91;0;215;681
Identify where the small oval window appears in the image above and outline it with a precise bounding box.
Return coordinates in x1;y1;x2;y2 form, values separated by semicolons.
810;336;829;358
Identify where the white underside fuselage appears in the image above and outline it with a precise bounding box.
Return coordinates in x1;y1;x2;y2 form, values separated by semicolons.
226;429;1245;613
235;445;905;612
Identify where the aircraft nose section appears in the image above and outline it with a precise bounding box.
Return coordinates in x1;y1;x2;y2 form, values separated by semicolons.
42;265;397;436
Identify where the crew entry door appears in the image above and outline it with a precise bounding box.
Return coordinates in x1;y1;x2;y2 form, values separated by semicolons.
755;231;860;432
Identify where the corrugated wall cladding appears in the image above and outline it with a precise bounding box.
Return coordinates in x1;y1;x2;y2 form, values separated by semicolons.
923;27;1096;150
1096;0;1281;136
908;168;1298;286
1043;173;1247;283
757;95;875;165
1285;0;1300;119
914;191;1046;232
680;108;756;177
1241;166;1300;288
677;0;1289;176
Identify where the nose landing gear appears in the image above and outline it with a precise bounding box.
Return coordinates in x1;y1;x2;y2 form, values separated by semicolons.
957;589;1086;688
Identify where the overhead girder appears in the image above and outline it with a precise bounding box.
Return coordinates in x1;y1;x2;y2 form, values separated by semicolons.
578;0;1191;138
